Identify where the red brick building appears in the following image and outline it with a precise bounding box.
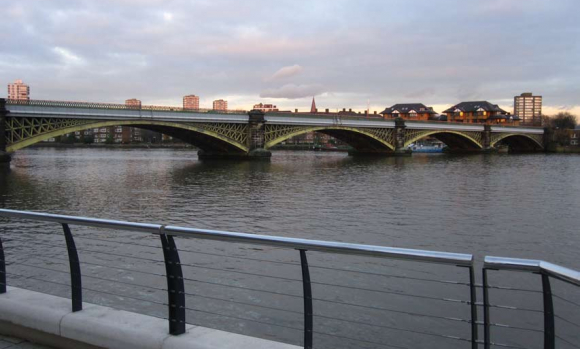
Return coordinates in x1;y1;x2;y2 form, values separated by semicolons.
380;103;436;121
442;101;518;124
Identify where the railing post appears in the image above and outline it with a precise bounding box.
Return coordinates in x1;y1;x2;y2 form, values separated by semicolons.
160;233;186;335
0;237;6;293
468;266;478;349
299;249;313;349
62;223;82;312
541;274;555;349
482;268;490;349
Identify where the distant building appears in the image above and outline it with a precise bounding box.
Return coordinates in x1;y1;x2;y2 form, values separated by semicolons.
514;92;542;126
125;98;141;108
443;101;516;124
8;79;30;100
253;103;278;112
379;103;436;121
310;97;317;113
183;95;200;110
212;99;228;111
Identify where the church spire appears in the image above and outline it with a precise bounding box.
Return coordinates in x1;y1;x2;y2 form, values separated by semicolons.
310;96;317;113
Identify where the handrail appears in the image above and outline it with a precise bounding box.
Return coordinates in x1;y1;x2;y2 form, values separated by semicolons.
485;256;580;287
5;99;248;115
0;209;161;234
0;209;472;266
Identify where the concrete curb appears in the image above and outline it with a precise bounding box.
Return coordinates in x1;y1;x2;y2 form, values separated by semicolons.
0;287;300;349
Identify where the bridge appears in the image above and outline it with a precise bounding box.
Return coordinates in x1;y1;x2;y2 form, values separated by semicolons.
0;98;545;162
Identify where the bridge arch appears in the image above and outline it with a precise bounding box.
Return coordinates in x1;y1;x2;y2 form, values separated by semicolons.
490;133;543;152
264;126;396;152
6;120;249;153
404;130;484;151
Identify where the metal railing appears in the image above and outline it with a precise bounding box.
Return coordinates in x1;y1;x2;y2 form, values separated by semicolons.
0;209;481;349
5;99;248;115
483;257;580;349
2;210;579;348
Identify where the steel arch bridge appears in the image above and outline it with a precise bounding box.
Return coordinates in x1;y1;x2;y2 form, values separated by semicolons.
0;99;545;161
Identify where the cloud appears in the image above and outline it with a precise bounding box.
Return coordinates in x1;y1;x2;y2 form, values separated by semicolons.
267;64;304;81
53;47;85;66
0;0;579;111
405;88;435;99
260;84;325;99
162;12;173;22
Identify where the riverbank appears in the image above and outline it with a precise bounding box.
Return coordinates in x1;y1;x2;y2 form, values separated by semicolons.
547;145;580;153
270;144;350;152
29;143;196;149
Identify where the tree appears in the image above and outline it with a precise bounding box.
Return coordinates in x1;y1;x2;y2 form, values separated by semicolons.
105;134;115;144
550;112;577;130
541;114;551;127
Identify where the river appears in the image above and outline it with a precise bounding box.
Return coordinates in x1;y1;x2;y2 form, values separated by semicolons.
1;148;579;348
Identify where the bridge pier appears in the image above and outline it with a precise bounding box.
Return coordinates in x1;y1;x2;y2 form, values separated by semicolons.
348;117;411;157
197;110;271;160
392;117;412;156
0;99;11;164
480;124;497;154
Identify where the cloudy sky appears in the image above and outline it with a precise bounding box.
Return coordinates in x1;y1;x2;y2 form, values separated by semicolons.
1;0;579;115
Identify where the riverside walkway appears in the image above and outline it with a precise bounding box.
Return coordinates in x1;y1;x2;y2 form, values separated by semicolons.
0;209;579;349
0;334;53;349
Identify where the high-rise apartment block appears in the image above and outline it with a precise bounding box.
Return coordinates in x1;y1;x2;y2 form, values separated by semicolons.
514;92;542;125
125;98;142;108
213;99;228;111
183;95;200;110
8;79;30;100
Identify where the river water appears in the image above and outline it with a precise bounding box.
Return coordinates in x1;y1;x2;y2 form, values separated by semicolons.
1;148;579;348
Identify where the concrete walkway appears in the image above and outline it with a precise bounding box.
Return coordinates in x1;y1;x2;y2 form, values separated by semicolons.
0;334;54;349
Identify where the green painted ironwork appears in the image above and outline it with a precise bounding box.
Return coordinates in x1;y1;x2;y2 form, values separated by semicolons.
5;118;249;153
264;124;396;150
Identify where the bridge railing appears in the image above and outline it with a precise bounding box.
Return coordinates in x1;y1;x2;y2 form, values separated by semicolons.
5;99;248;115
482;257;580;349
0;209;480;349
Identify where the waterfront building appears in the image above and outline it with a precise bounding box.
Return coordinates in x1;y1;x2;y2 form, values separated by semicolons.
183;95;200;110
514;92;542;126
7;79;30;100
253;103;278;112
442;101;517;124
125;98;141;108
379;104;436;121
213;99;228;111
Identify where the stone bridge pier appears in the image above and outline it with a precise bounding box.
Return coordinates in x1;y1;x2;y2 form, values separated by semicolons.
197;110;272;160
0;99;11;164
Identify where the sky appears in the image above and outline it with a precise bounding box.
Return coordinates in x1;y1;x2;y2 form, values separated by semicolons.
1;0;579;115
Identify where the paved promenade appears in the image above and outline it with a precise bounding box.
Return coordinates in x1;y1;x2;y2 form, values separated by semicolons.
0;335;53;349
